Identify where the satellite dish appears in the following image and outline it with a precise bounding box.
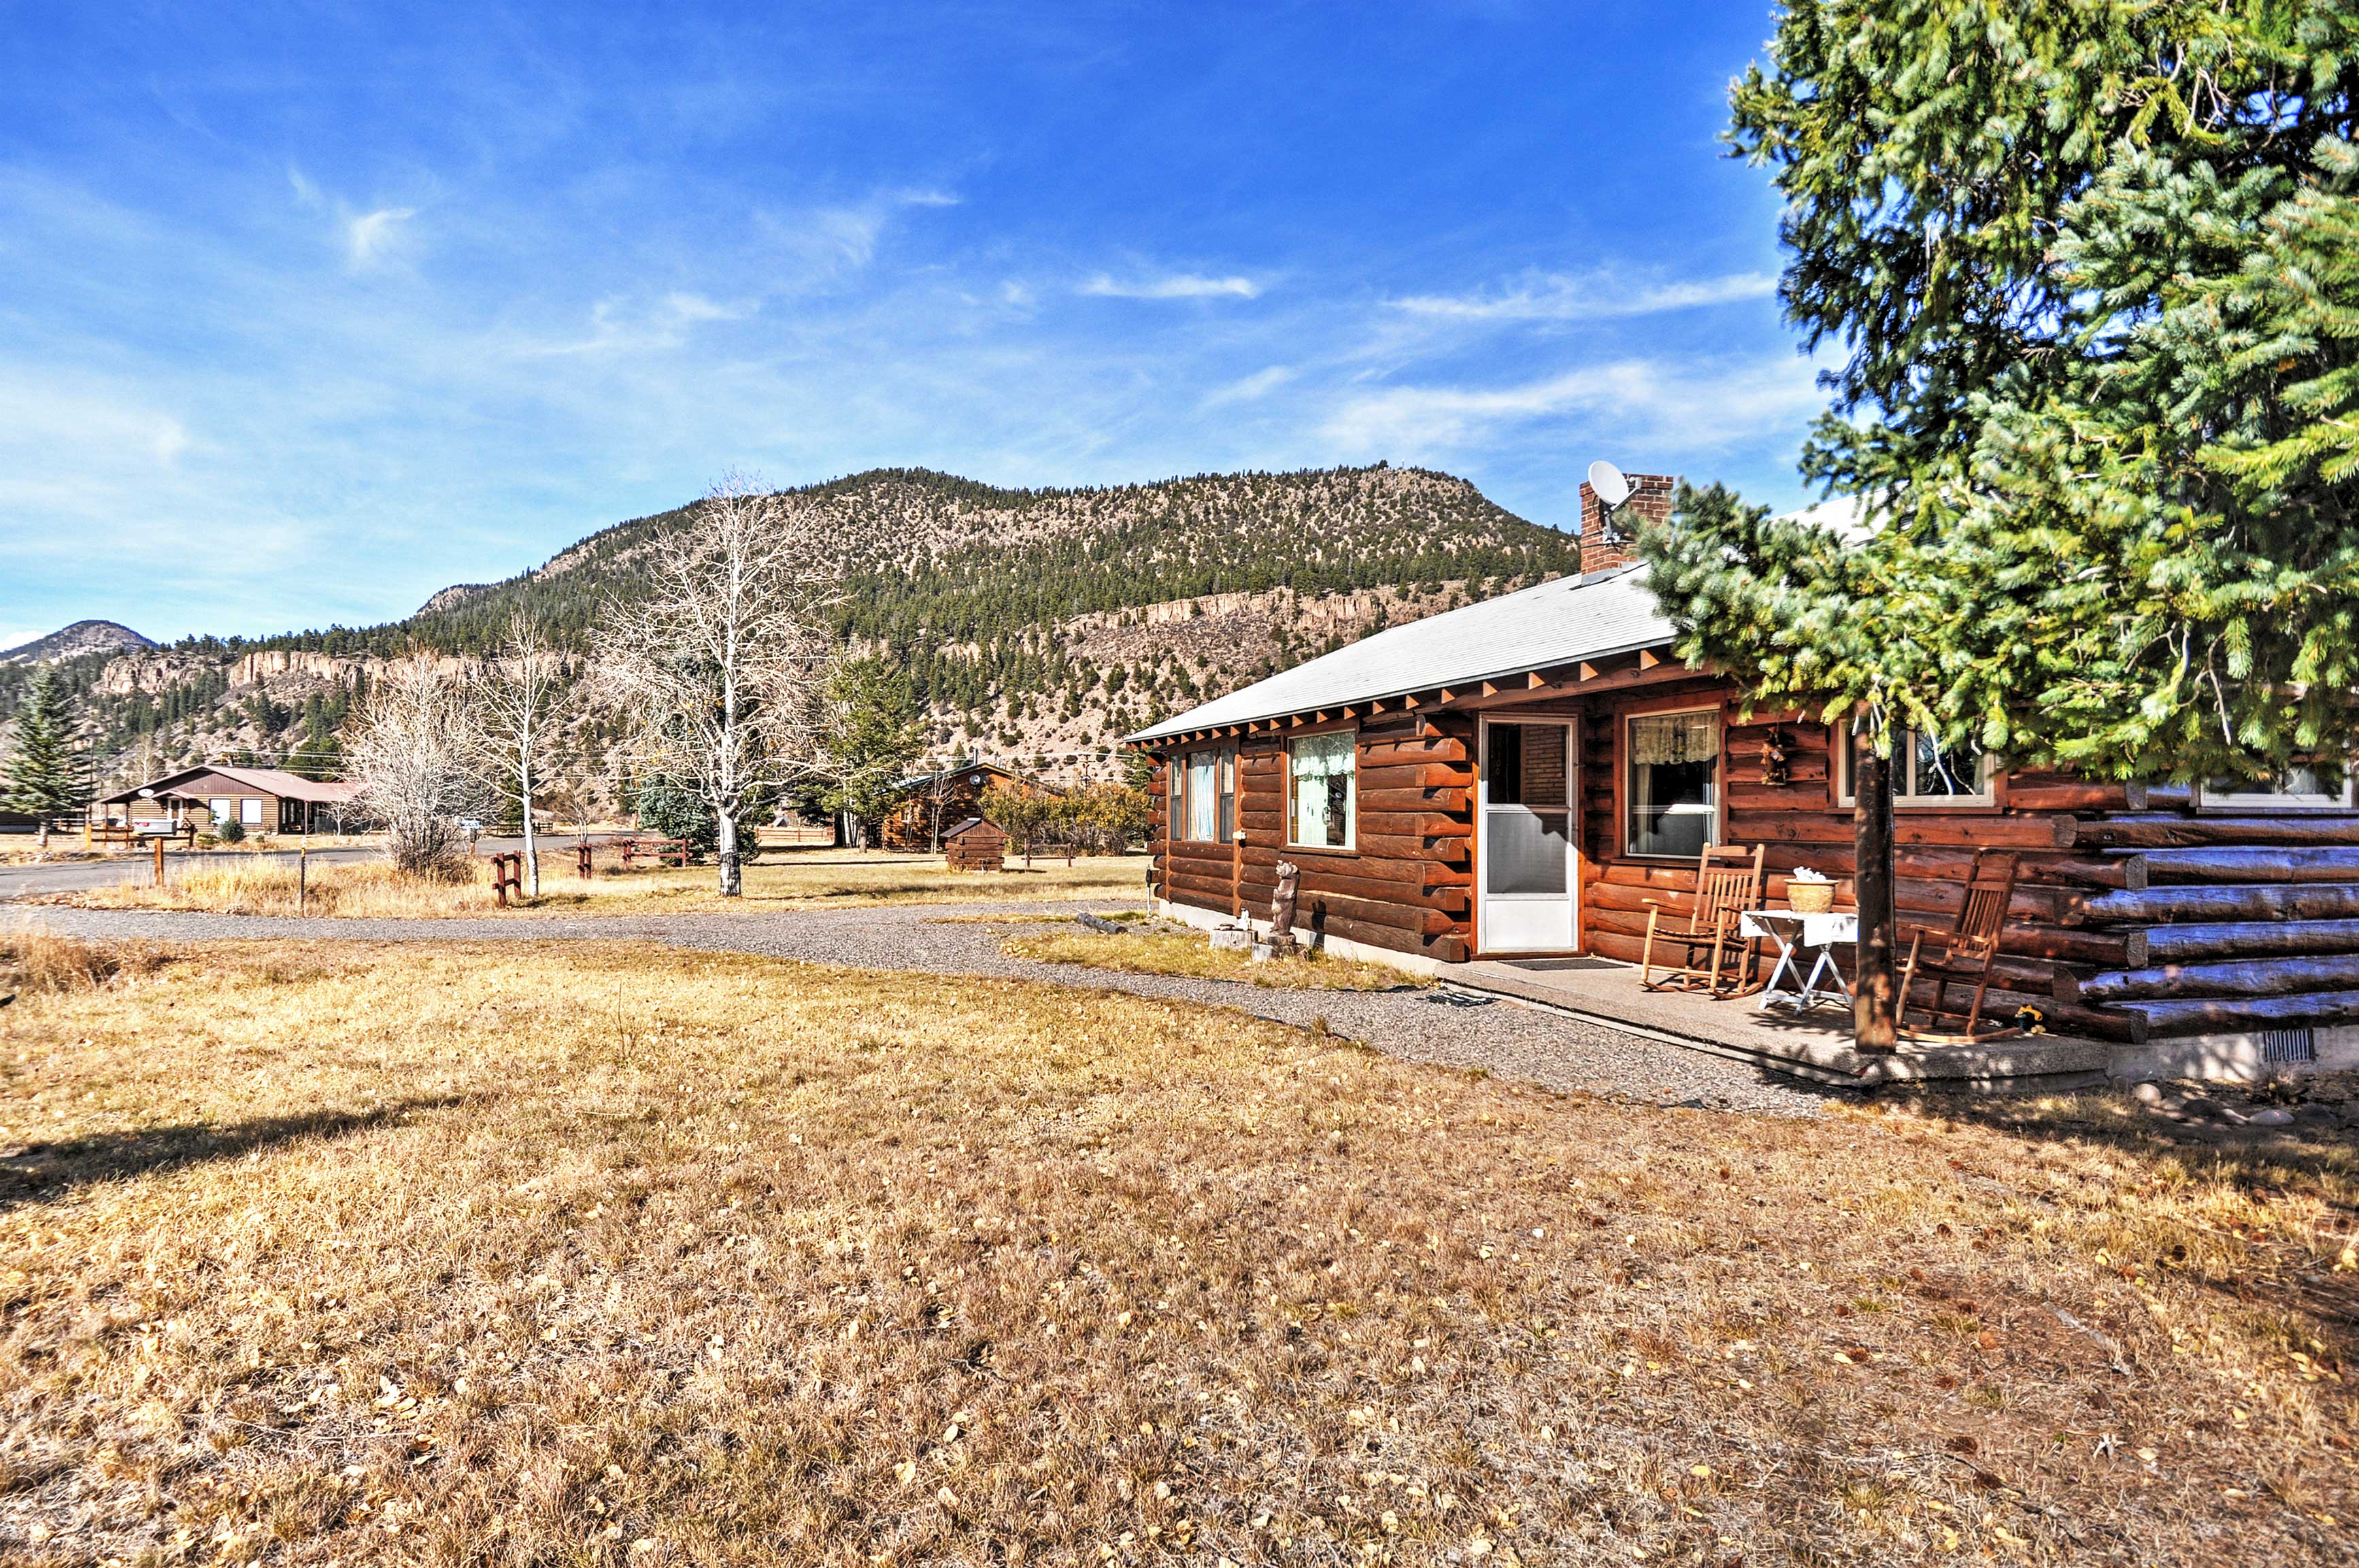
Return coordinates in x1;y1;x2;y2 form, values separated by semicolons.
1586;460;1632;509
138;788;154;798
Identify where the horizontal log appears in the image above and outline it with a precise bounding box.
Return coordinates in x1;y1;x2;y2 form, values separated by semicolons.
1360;736;1471;767
1295;873;1443;915
1299;907;1458;955
2133;846;2359;884
1350;832;1469;864
1165;871;1242;905
2003;781;2186;813
2064;882;2359;927
2062;952;2359;1005
2075;814;2359;850
1728;812;2077;850
1302;882;1443;929
1358;786;1470;814
1166;843;1242;867
2114;988;2359;1038
2142;919;2359;964
1356;762;1475;791
1356;812;1472;839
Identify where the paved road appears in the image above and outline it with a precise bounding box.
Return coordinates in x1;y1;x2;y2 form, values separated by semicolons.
12;899;1833;1116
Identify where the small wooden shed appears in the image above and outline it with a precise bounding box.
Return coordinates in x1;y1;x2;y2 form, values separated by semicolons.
943;816;1008;872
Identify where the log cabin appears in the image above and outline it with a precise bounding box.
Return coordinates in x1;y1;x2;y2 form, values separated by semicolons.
1126;474;2359;1063
90;765;364;836
880;760;1059;851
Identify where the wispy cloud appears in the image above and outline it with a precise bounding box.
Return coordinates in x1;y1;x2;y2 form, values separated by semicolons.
1392;269;1777;322
344;206;416;269
1320;352;1826;457
1202;365;1295;406
1082;272;1262;301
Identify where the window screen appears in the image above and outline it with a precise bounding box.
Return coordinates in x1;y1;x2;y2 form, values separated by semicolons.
1289;733;1355;848
1486;724;1571;893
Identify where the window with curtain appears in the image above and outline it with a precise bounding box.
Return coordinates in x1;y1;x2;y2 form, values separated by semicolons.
1288;733;1355;849
1626;710;1718;857
1184;750;1222;841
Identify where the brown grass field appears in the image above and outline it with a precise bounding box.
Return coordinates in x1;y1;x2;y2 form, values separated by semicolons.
61;849;1149;919
0;932;2353;1565
1001;929;1424;990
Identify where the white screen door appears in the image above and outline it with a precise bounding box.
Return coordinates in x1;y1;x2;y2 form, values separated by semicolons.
1478;718;1577;952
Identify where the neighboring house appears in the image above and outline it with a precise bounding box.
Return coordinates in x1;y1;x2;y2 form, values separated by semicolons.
1127;473;2359;1052
880;760;1060;851
91;765;365;835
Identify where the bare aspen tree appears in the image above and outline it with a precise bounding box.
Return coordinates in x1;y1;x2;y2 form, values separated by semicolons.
470;610;571;899
599;473;835;897
348;656;480;878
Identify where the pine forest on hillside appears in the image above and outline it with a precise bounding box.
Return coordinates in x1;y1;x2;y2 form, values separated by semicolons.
4;465;1584;800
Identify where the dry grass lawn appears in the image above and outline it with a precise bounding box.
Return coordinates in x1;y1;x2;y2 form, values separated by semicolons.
63;849;1149;918
0;937;2353;1566
1003;929;1425;990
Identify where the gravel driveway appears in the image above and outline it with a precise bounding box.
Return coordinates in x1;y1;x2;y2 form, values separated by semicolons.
12;900;1832;1116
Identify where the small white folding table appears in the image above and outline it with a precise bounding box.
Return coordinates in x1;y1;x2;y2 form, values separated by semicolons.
1739;909;1858;1013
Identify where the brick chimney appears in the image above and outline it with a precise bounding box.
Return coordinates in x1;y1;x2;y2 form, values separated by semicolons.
1577;471;1678;575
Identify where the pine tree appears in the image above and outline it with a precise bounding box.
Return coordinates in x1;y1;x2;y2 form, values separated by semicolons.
1638;0;2359;1045
3;668;90;817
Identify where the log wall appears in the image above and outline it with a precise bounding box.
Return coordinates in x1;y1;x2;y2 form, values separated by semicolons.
1149;675;2359;1046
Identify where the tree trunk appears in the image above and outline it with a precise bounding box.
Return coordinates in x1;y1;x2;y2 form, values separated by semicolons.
522;773;539;899
718;811;742;897
1853;741;1898;1051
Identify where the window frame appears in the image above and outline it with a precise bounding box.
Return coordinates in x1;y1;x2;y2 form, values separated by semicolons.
1286;729;1358;853
1176;745;1237;844
2196;767;2356;814
1835;725;1998;809
1622;705;1722;861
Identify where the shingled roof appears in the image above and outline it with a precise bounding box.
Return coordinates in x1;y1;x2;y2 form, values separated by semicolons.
1126;564;1673;743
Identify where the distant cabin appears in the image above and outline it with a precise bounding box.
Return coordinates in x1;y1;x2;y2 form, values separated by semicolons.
882;761;1060;850
943;816;1008;871
93;765;364;835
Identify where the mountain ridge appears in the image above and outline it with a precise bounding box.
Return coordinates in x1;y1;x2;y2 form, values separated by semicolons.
27;463;1585;797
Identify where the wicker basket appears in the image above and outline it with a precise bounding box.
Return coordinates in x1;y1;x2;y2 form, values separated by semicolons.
1788;880;1836;915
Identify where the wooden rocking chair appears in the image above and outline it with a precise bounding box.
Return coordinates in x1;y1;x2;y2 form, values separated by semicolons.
1898;850;2020;1039
1639;843;1765;996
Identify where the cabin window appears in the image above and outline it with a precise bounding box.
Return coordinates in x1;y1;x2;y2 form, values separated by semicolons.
208;797;233;824
2199;765;2354;812
1182;748;1235;841
1626;710;1718;858
1288;733;1356;850
241;798;265;827
1838;727;1995;806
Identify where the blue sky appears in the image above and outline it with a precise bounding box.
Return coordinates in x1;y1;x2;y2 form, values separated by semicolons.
0;2;1826;649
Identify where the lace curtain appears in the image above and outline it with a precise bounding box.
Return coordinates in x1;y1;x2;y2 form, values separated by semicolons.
1629;711;1716;767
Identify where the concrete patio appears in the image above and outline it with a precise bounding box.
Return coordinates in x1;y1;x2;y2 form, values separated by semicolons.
1443;955;2120;1091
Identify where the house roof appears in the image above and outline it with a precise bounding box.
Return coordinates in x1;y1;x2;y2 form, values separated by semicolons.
890;758;1019;793
1126;564;1675;743
99;764;365;805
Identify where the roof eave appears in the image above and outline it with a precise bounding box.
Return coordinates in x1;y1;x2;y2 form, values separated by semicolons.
1121;631;1683;746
